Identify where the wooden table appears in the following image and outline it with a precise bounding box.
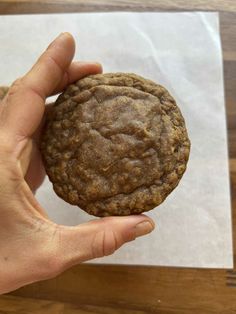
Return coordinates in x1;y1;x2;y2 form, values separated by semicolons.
0;1;236;313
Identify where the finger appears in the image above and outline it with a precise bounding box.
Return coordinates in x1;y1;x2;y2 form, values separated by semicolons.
53;61;102;95
0;32;75;140
34;59;102;139
24;142;45;193
24;32;75;98
0;86;9;101
56;215;155;269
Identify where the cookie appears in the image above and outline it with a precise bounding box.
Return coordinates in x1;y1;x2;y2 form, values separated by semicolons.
41;73;190;217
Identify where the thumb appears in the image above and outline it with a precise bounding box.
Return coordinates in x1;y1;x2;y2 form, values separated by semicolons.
56;215;155;269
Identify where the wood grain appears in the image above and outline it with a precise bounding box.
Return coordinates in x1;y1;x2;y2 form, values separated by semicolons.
0;0;236;14
11;264;236;313
0;1;235;313
0;295;145;314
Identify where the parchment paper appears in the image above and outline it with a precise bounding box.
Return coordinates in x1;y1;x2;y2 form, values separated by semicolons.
0;12;232;268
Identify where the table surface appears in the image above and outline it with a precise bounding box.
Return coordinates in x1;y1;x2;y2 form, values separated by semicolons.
0;1;236;313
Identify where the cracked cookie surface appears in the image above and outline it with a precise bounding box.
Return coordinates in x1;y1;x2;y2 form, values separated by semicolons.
41;73;190;217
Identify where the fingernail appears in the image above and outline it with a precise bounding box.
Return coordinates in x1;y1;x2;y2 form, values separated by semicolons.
77;61;102;67
48;32;71;49
135;221;154;238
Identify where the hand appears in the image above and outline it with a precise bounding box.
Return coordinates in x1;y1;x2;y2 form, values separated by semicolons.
0;33;155;294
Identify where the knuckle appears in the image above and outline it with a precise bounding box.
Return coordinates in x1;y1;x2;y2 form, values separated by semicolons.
91;230;104;259
104;229;119;256
8;77;23;97
0;140;14;157
91;229;120;259
0;154;22;185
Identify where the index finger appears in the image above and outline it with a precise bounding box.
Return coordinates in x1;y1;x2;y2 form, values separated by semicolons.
24;32;75;99
0;32;75;140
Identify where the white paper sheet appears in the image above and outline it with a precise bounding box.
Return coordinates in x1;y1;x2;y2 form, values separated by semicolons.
0;12;232;268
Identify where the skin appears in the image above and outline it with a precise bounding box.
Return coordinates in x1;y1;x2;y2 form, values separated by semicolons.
0;33;155;294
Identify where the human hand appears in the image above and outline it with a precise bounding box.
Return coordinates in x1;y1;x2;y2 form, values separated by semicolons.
0;33;155;294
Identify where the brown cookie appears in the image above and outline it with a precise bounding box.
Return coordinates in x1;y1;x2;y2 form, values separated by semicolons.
0;86;8;101
41;73;190;217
